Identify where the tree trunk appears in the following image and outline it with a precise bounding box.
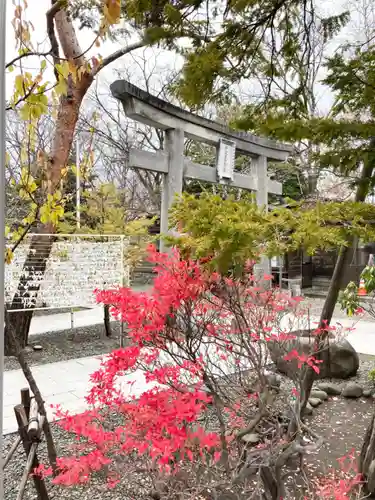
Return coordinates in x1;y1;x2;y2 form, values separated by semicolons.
319;141;375;321
289;142;375;434
104;304;112;337
5;73;93;355
297;246;349;417
5;232;56;355
360;415;375;496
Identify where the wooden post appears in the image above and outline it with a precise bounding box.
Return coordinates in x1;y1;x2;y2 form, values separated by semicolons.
27;398;39;441
160;128;184;253
14;404;49;500
13;333;57;474
17;442;38;500
103;304;112;338
21;388;31;420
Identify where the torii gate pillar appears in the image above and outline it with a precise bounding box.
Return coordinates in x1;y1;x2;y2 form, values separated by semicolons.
110;81;292;273
160;128;185;240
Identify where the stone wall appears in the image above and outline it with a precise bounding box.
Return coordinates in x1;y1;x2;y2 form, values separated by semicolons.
5;238;130;309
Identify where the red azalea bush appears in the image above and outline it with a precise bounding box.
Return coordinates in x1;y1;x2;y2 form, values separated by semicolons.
37;246;362;499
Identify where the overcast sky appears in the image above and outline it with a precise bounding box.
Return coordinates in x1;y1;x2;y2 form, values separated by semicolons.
5;0;178;115
4;0;370;116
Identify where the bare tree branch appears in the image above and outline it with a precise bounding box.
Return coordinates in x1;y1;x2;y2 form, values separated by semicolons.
92;39;148;76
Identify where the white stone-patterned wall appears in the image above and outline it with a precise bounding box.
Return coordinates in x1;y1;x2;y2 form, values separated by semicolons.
5;236;130;310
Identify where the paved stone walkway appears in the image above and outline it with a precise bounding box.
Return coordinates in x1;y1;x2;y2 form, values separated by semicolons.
3;354;157;435
3;307;375;435
29;306;106;335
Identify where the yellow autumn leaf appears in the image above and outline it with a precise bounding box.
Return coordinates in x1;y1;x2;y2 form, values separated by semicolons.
5;248;14;265
104;0;121;24
19;103;32;121
22;213;36;225
14;74;24;95
61;167;68;178
55;62;70;80
40;204;50;224
19;188;28;199
55;77;68;96
69;64;78;84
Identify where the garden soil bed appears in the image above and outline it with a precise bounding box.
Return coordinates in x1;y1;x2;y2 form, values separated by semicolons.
4;322;124;371
3;355;375;499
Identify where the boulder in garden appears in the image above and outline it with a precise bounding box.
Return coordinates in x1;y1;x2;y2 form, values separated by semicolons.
267;332;359;379
316;382;342;395
342;382;363;398
308;397;322;407
310;390;328;401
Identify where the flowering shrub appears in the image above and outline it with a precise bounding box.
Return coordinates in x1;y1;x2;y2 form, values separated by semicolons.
38;246;342;498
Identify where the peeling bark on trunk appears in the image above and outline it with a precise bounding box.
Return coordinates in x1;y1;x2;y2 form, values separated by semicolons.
5;72;93;355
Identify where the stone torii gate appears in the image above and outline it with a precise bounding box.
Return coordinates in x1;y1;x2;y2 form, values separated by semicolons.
110;81;292;271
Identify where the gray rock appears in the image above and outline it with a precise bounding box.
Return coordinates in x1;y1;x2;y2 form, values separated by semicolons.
267;333;359;379
264;371;281;388
303;402;313;415
310;390;328;401
342;382;363;398
363;389;373;397
241;433;260;444
308;397;322;407
316;382;342;395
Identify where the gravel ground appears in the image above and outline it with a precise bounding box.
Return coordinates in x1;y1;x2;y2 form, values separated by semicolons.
3;355;375;500
3;416;153;500
4;322;124;371
5;294;374;373
305;296;375;322
4;295;375;498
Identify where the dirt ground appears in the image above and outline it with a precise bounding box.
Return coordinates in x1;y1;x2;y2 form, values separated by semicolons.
4;322;124;371
305;396;373;489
